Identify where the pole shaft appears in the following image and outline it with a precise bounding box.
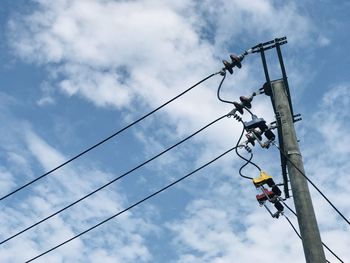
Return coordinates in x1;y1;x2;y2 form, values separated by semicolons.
271;79;326;262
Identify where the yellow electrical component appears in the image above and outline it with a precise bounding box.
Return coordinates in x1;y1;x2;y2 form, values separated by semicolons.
253;171;275;187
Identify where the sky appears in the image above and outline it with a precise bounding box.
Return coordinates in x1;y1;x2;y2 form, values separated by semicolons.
0;0;349;262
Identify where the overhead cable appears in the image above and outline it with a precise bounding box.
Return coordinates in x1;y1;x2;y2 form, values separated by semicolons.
234;125;254;180
24;146;239;262
0;72;221;202
283;215;332;263
282;201;345;263
216;74;262;179
273;142;350;227
216;71;233;105
235;122;261;178
0;115;228;246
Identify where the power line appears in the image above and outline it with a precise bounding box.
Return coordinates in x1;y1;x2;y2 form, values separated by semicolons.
283;215;332;263
238;150;254;180
235;122;261;178
234;124;254;180
216;71;233;105
24;146;238;263
273;142;350;227
282;201;345;263
0;115;228;246
0;72;221;202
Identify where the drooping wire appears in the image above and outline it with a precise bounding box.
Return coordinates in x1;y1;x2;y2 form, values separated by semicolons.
243;106;255;118
217;74;260;178
283;217;334;263
216;71;234;105
0;72;220;202
24;146;239;263
239;152;254;180
273;142;350;227
281;200;297;216
216;70;257;119
282;201;345;263
283;215;331;263
0;115;228;246
234;125;254;180
235;122;261;178
284;214;301;238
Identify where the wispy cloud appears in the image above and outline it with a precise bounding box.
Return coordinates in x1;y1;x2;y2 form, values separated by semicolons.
2;0;349;262
0;102;157;262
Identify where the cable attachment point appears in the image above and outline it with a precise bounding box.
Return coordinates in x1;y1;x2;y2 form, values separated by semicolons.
239;95;253;109
254;171;284;218
221;50;251;75
231;93;256;114
244;145;252;153
245;128;262;146
261;82;272;96
227;109;243;122
244;115;276;149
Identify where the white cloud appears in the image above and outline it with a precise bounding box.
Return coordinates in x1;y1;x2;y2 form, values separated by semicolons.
25;129;66;169
166;82;350;263
0;113;157;262
0;168;16;194
313;84;350;154
7;0;313;138
168;197;305;263
5;0;350;262
317;35;331;47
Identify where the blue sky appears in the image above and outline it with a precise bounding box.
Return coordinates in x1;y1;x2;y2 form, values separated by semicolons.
0;0;349;262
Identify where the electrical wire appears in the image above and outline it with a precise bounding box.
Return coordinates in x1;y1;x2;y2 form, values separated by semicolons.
282;200;297;216
0;115;228;246
0;72;220;202
215;68;260;177
234;126;253;180
243;106;255;117
216;71;234;105
284;213;301;238
238;152;254;180
282;201;345;263
284;215;331;263
284;217;330;263
273;142;350;227
24;146;239;263
235;123;261;178
215;70;256;118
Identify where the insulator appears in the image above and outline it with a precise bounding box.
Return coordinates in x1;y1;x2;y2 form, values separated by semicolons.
272;185;282;196
274;201;284;212
245;133;255;146
222;60;233;74
244;145;252;153
232;113;242;122
229;54;242;68
233;101;244;114
264;129;275;141
239;95;253;109
262;82;272;96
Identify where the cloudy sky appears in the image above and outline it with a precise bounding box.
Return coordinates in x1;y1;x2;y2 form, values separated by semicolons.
0;0;349;262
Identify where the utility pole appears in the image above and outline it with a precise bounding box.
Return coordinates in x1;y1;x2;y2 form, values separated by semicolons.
244;37;326;262
270;79;326;262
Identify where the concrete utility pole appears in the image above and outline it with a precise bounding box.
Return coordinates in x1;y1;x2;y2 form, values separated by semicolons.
270;79;326;262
